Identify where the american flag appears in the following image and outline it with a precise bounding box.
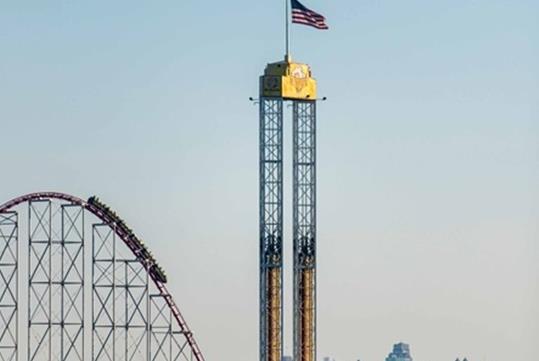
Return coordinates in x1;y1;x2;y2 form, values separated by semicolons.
291;0;329;30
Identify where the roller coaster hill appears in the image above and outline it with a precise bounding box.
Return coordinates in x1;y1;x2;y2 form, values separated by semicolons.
0;191;205;361
86;196;167;284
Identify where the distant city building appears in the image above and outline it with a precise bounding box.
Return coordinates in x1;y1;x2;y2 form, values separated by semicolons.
385;342;413;361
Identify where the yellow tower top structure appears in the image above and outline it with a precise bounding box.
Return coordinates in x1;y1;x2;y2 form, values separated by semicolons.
260;56;317;100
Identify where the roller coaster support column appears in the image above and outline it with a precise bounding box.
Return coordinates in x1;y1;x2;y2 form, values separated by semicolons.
259;97;284;361
0;211;18;361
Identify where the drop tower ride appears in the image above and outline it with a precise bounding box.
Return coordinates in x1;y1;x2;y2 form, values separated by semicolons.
258;2;321;360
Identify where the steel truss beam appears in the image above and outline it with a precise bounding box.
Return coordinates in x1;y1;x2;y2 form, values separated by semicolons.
0;211;18;361
59;205;85;361
92;224;116;361
293;100;317;361
117;259;149;361
259;97;284;361
28;199;52;361
93;223;151;361
150;294;193;361
149;295;173;361
28;201;85;361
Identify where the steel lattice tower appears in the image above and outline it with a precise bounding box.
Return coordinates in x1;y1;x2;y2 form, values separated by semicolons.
259;57;318;361
259;98;284;361
292;101;316;361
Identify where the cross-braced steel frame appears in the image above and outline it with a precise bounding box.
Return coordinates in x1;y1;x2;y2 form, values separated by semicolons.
259;97;284;361
28;199;53;361
93;224;150;361
0;192;206;361
59;204;85;361
0;211;18;361
28;201;85;361
293;101;317;361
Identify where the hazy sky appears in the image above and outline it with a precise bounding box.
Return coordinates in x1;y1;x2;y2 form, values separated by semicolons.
1;1;538;361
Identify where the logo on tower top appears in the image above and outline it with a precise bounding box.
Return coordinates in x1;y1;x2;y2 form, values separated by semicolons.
291;65;307;79
290;64;308;93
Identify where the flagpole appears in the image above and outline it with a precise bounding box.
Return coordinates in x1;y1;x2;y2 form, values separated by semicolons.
285;0;290;61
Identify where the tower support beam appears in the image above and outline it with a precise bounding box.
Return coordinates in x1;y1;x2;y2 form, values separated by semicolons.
293;100;317;361
259;97;284;361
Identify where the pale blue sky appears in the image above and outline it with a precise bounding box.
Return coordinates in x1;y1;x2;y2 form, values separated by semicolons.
1;1;538;361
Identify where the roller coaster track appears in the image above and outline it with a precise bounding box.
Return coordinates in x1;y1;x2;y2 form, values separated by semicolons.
0;192;205;361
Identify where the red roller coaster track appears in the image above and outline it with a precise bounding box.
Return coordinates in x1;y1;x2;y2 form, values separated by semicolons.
0;191;205;361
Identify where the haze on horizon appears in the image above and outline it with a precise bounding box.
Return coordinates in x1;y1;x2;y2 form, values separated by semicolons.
1;1;537;361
